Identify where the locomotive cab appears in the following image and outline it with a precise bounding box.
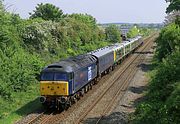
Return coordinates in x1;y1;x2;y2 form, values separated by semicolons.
39;63;75;107
40;72;73;96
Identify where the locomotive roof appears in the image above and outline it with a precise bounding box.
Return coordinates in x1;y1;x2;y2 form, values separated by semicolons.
42;54;97;73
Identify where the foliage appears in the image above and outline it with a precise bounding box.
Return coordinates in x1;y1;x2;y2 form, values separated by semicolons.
166;0;180;13
0;2;110;123
127;26;139;38
134;51;180;124
0;28;45;99
22;14;107;57
105;24;121;43
164;11;180;25
29;3;63;21
155;23;180;61
21;21;56;52
133;22;180;124
166;0;180;25
69;13;97;28
139;28;154;36
133;2;180;121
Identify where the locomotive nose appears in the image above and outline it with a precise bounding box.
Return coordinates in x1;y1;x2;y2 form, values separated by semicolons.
39;96;46;103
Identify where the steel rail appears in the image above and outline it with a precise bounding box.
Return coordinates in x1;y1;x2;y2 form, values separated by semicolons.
26;110;55;124
75;34;156;124
95;35;155;124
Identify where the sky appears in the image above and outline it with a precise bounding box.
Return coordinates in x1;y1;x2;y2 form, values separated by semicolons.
4;0;168;23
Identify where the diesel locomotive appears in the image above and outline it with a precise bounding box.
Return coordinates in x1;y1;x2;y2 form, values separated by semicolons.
39;36;143;110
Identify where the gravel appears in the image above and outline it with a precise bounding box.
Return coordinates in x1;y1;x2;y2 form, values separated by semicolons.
16;41;155;124
100;46;155;124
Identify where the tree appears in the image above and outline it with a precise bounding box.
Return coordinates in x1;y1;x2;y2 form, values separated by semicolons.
29;3;63;21
165;0;180;25
166;0;180;13
0;0;3;11
68;13;97;29
164;11;180;25
127;26;139;38
155;23;180;61
105;24;121;43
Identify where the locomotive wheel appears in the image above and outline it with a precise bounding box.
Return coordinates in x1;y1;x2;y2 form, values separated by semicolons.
80;90;84;97
64;104;69;110
67;100;72;107
76;93;81;100
85;86;88;93
61;103;69;110
71;96;77;104
89;83;92;90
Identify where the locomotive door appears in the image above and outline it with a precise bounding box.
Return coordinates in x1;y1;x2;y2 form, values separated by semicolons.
69;72;74;94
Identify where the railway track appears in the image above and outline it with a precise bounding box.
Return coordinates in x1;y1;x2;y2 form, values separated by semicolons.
26;110;55;124
94;35;156;124
75;34;157;124
19;34;156;124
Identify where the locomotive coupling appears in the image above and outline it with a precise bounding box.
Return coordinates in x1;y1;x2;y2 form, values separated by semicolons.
39;96;46;103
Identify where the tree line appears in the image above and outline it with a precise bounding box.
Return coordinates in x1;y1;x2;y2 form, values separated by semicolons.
0;1;149;120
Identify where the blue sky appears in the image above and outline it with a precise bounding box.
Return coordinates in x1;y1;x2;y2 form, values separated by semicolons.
4;0;168;23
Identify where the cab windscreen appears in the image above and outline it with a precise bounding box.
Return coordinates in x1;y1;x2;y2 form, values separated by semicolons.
41;72;68;81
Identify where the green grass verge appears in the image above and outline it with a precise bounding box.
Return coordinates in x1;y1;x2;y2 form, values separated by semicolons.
0;83;43;124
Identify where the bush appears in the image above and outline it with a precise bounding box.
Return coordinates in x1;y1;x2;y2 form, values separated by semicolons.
155;23;180;61
133;20;180;123
105;24;121;43
127;26;139;38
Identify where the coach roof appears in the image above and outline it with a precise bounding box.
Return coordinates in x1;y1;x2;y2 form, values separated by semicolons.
89;46;114;58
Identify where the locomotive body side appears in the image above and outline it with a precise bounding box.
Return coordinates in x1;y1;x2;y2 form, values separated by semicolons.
39;54;97;109
73;62;97;93
39;36;143;110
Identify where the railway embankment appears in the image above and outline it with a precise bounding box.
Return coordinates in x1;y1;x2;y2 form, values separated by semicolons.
132;23;180;124
15;34;157;124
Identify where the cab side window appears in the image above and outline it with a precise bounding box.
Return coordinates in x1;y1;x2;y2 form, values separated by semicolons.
69;73;73;80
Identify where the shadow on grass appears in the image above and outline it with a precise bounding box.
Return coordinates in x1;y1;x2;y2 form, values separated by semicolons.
133;96;147;107
15;97;43;116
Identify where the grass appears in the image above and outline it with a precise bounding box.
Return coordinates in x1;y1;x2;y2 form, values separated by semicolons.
0;83;43;124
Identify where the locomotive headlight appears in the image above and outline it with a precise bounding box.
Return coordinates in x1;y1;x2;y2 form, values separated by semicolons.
39;96;46;103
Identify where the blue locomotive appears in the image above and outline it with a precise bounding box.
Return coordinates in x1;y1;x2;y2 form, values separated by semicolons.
39;36;142;109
